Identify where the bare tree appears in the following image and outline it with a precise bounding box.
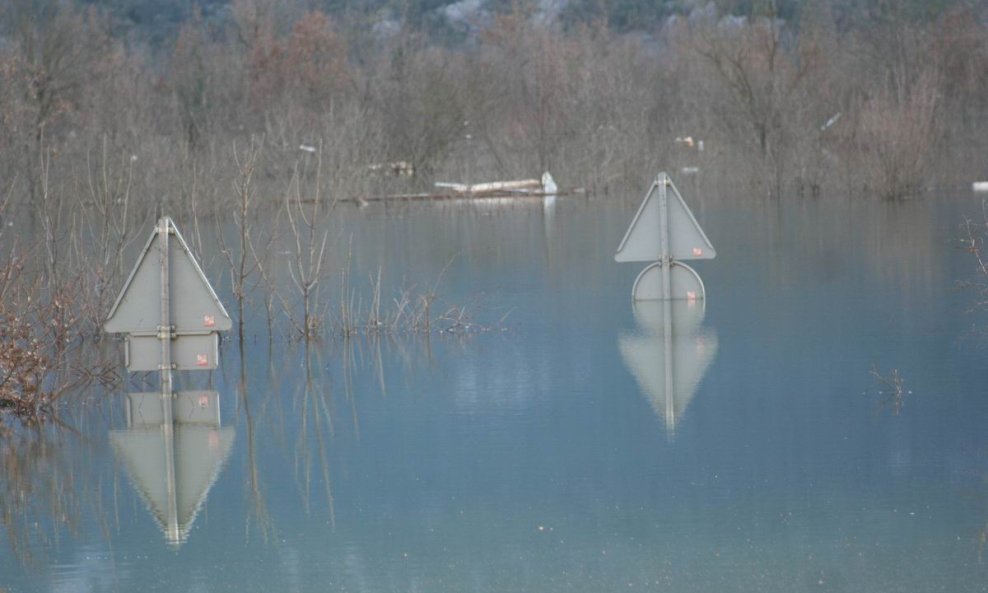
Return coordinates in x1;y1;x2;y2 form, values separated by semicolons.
283;147;331;340
690;8;822;197
216;137;266;341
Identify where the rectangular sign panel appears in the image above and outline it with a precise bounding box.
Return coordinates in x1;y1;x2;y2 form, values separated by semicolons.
125;333;219;371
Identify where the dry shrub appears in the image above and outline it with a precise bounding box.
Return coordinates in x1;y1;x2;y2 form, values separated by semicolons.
0;311;49;423
0;256;82;427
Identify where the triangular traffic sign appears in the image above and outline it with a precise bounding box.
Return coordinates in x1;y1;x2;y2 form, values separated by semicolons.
104;218;231;335
615;173;716;263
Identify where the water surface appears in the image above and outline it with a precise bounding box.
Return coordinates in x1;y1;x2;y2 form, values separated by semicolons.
3;193;988;593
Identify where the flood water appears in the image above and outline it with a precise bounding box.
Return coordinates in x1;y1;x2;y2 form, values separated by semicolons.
4;190;988;592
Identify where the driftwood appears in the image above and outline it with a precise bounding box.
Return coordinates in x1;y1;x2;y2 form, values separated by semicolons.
342;189;582;205
341;171;576;204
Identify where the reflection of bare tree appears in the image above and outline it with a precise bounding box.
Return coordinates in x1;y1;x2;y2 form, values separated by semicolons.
234;330;419;541
293;345;336;526
0;421;106;569
372;335;387;400
237;340;274;543
960;210;988;338
980;518;987;563
970;470;988;564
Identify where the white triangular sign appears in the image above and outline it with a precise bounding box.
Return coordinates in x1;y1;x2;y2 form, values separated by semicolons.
104;218;231;335
615;173;716;263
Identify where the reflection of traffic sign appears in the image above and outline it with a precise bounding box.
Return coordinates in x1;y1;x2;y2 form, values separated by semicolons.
618;300;718;436
615;173;715;301
124;391;222;427
105;218;230;335
110;424;235;547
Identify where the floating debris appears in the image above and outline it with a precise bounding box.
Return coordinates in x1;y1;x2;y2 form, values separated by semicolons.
342;172;576;203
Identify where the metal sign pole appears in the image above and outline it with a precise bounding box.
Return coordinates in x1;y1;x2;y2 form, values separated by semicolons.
162;421;180;545
663;297;675;435
158;217;174;402
657;174;672;302
157;218;179;541
659;175;676;430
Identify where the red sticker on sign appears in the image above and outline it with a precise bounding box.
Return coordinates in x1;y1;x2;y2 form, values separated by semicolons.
203;315;215;327
196;354;208;366
692;247;703;257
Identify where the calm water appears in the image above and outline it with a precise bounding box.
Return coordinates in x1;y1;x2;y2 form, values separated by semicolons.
4;191;988;592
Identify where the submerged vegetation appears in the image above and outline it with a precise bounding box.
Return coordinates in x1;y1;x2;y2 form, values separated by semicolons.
0;254;93;428
868;365;907;416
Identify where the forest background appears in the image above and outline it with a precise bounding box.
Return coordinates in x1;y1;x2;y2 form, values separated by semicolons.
2;0;986;209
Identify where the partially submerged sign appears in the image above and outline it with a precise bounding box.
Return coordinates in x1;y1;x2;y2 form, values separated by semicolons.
631;261;706;302
104;217;230;374
125;334;219;372
615;173;715;301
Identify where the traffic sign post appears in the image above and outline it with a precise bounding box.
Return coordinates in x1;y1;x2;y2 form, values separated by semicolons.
104;217;231;421
105;218;233;548
615;173;716;301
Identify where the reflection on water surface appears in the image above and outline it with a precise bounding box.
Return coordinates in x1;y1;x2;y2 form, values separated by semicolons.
619;300;718;436
3;195;988;592
111;390;235;548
